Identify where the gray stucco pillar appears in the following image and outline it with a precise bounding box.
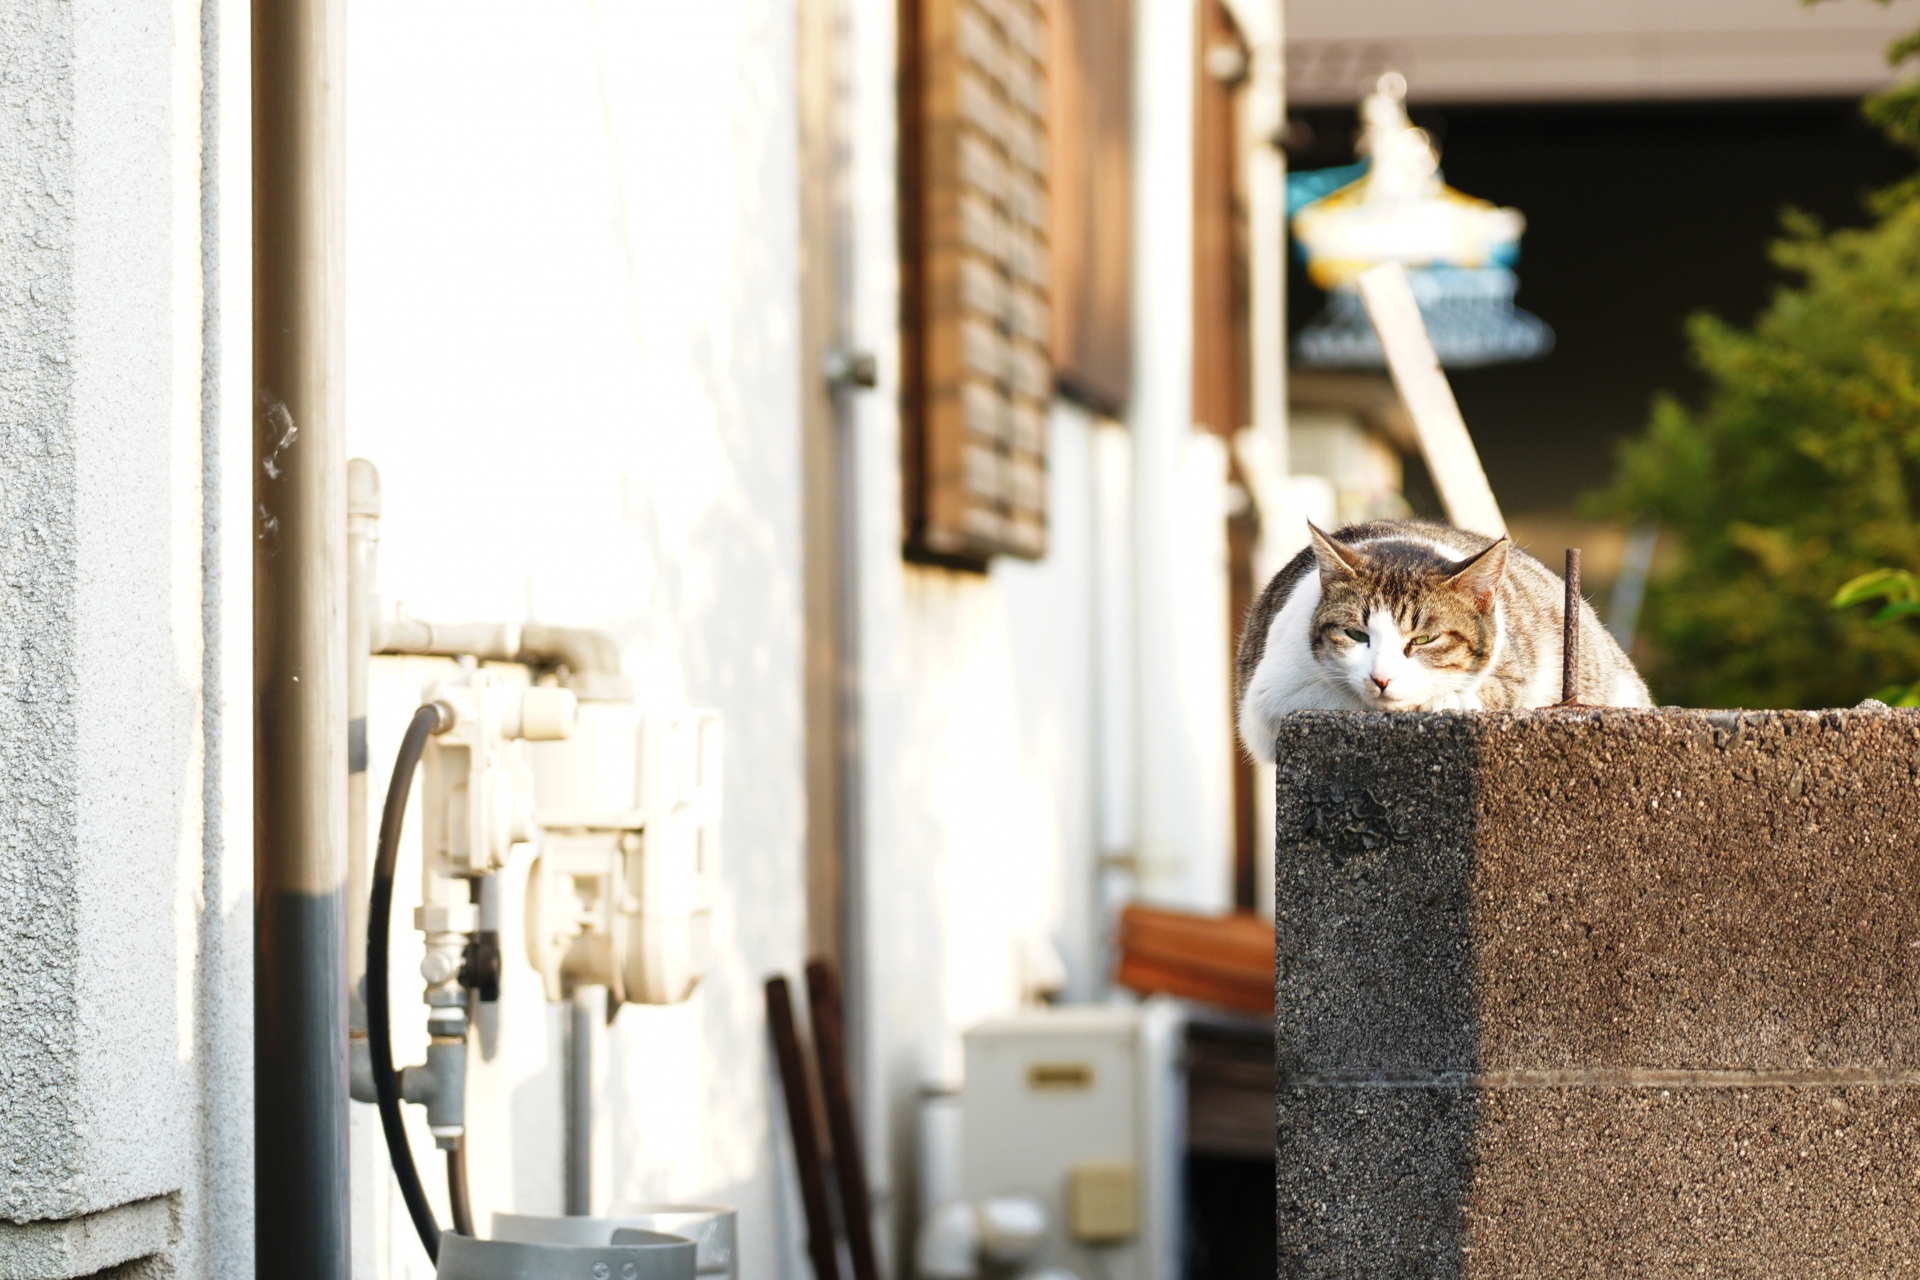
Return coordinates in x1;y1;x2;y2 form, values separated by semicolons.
0;0;254;1275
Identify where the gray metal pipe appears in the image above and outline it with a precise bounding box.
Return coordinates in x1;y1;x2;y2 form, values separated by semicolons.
253;0;351;1268
375;616;626;692
347;461;379;1071
565;985;604;1214
346;461;623;694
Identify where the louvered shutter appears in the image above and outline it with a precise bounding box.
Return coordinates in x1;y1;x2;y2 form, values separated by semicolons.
905;0;1053;563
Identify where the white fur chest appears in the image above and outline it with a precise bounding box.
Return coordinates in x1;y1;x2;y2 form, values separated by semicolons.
1237;576;1368;762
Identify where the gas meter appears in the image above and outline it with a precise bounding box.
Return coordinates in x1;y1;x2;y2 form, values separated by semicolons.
526;704;721;1006
350;455;732;1264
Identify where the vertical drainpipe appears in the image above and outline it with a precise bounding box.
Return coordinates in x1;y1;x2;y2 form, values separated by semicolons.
801;0;872;1243
346;461;378;1084
254;0;352;1269
799;0;865;1090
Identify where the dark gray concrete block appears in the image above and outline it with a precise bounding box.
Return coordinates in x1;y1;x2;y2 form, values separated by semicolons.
1274;708;1920;1277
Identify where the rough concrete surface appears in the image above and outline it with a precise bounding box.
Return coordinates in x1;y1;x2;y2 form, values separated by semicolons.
0;1193;175;1280
0;0;255;1275
0;0;84;1224
1274;708;1920;1277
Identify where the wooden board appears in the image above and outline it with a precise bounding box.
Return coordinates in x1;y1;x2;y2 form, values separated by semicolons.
1115;903;1274;1015
1354;262;1508;539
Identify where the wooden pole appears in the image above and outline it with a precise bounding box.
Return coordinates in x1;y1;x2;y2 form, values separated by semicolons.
1354;262;1508;539
806;961;882;1280
765;977;843;1280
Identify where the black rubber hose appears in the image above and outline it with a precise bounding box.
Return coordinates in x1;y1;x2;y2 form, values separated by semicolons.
369;703;448;1261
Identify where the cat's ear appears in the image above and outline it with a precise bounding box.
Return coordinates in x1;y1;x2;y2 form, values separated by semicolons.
1446;537;1510;613
1306;521;1367;581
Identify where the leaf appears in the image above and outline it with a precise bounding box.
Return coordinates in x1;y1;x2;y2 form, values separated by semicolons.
1833;567;1910;607
1877;679;1920;708
1889;28;1920;68
1871;598;1920;625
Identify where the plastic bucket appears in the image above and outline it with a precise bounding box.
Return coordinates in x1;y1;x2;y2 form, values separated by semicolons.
435;1230;695;1280
493;1208;737;1280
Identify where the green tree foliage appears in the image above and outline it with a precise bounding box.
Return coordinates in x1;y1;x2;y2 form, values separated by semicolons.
1592;23;1920;707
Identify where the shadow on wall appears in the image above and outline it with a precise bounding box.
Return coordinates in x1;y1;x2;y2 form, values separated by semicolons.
1273;717;1478;1265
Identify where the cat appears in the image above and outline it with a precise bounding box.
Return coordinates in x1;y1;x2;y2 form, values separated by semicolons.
1236;519;1653;761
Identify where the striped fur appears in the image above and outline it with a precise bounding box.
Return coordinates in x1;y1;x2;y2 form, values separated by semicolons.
1235;520;1653;761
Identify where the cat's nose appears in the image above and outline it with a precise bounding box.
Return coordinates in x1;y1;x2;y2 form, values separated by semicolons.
1371;674;1392;692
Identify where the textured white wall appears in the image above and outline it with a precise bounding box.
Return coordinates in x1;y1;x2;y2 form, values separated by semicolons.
344;3;807;1277
0;0;92;1224
0;0;253;1275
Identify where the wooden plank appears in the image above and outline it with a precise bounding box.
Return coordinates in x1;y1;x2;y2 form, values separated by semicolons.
1116;952;1271;1014
1354;262;1508;539
1188;1024;1277;1159
1117;904;1273;1012
1188;1067;1278;1158
1119;904;1275;969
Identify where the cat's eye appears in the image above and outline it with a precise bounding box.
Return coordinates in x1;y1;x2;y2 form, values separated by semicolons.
1344;628;1369;644
1411;634;1437;646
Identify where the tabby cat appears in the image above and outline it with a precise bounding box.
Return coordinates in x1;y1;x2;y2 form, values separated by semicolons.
1236;519;1653;761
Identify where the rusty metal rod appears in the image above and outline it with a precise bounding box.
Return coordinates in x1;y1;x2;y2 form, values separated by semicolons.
1562;548;1582;706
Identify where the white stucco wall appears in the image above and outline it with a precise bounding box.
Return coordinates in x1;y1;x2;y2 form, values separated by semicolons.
0;0;253;1275
344;3;807;1277
838;0;1223;1268
346;0;1161;1268
11;0;1233;1272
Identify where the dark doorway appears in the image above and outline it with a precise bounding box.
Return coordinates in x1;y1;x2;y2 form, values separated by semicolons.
1187;1155;1277;1280
1287;98;1912;515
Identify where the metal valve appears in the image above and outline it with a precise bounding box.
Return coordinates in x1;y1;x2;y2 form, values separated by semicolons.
402;669;578;1145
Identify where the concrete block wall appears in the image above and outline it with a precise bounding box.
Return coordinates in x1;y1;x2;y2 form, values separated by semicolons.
1275;708;1920;1277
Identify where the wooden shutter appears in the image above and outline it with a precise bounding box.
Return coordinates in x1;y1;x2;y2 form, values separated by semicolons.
903;0;1053;564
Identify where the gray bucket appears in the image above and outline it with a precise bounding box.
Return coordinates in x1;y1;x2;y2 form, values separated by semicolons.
435;1230;694;1280
493;1209;737;1280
